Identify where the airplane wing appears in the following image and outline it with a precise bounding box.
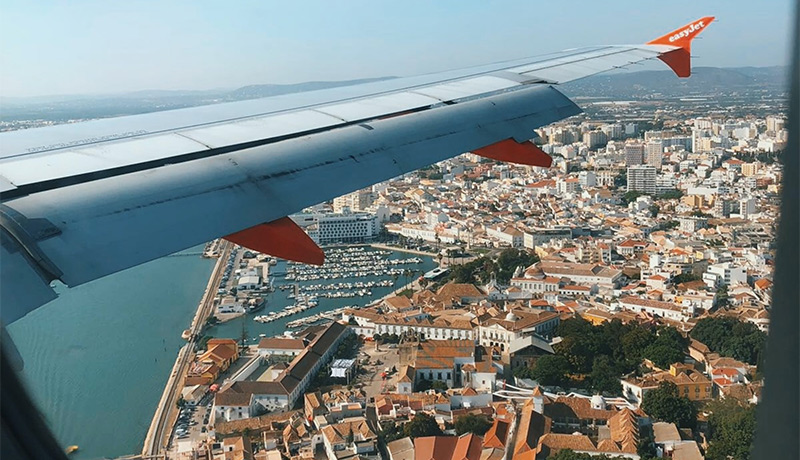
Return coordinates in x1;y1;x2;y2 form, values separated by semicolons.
0;17;713;324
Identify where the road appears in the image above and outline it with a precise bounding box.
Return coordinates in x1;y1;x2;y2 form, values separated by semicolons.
141;240;232;457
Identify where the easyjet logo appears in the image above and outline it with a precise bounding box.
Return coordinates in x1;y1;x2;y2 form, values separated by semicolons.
668;21;705;42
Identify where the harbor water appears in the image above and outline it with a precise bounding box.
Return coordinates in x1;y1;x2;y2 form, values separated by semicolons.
6;245;433;459
207;248;437;349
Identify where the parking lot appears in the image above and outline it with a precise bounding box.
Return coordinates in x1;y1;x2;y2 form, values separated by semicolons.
357;341;401;397
168;396;213;452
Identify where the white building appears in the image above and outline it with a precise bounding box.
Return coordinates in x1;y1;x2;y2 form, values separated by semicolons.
291;211;378;244
617;297;694;322
703;263;747;289
627;165;657;194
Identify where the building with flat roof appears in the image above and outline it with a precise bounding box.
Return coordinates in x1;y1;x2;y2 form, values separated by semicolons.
627;165;657;194
291;211;378;245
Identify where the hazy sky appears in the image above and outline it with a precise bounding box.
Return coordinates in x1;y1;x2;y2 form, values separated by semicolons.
0;0;794;97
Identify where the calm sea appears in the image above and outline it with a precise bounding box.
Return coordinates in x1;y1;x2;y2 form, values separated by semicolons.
7;246;433;459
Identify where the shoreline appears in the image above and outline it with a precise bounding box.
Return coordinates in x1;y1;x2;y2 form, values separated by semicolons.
141;240;231;456
368;242;438;257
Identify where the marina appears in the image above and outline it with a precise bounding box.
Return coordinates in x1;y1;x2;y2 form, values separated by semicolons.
205;245;436;341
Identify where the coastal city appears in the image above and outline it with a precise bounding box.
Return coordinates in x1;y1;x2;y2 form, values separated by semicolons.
124;90;785;460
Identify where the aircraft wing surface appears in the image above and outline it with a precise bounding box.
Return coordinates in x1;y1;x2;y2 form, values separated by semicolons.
0;17;713;323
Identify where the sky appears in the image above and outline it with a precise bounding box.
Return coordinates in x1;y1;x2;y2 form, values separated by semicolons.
0;0;794;97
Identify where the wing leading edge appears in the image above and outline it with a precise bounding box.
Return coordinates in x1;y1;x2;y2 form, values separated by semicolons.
0;17;714;324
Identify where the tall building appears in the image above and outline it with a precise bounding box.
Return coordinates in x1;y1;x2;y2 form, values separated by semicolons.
713;198;733;218
601;123;624;140
291;211;379;244
582;130;607;149
624;143;645;166
766;115;785;134
627;165;657;194
333;188;375;213
578;171;597;188
645;140;664;167
741;163;759;177
739;197;757;218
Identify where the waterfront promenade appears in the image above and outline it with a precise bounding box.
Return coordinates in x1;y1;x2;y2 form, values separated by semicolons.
141;240;231;456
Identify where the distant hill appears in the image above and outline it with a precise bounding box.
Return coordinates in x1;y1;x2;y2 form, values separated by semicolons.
228;77;393;99
561;66;789;99
0;67;787;123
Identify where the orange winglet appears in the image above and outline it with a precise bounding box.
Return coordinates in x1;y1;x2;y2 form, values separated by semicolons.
225;216;325;265
647;16;715;77
473;138;552;168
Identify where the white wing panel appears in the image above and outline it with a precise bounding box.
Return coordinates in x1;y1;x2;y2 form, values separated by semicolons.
0;134;208;186
175;110;342;149
315;92;441;121
412;75;519;101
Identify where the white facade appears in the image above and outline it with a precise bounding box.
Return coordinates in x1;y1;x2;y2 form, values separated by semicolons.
704;263;747;288
291;211;378;244
627;165;657;194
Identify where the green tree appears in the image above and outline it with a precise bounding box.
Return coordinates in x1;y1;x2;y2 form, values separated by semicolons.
656;189;683;200
403;413;443;438
715;286;730;308
622;190;645;204
690;317;765;365
531;355;572;387
672;272;701;284
641;382;697;429
548;449;621;460
379;421;405;443
705;399;756;460
590;356;622;395
454;413;493;436
496;248;538;284
620;326;656;369
643;327;688;369
649;204;660;218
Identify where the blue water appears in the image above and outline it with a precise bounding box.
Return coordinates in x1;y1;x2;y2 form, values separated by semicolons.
6;246;433;459
7;248;214;460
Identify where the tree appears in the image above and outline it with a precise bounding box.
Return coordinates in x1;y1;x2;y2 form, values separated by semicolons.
672;272;701;284
705;399;756;460
643;327;688;369
590;356;622;395
454;413;493;436
656;189;683;200
548;450;620;460
715;286;730;308
531;355;571;387
690;317;765;365
622;190;645;204
496;248;538;284
379;421;405;444
620;326;656;370
403;413;442;438
641;382;697;429
648;204;660;217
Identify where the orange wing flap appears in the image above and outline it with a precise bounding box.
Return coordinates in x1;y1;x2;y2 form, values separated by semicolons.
473;139;553;168
225;216;325;265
